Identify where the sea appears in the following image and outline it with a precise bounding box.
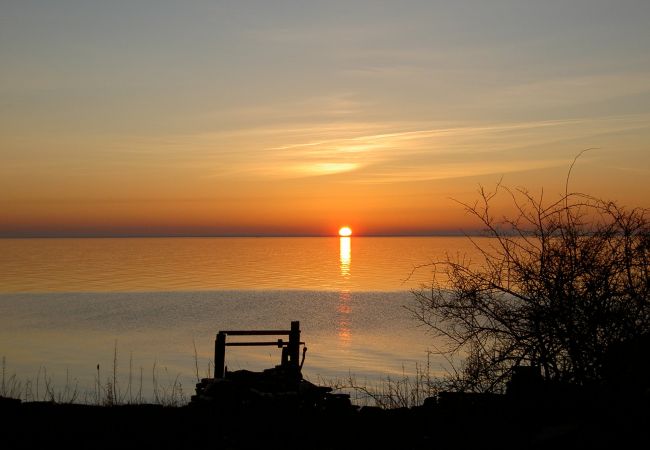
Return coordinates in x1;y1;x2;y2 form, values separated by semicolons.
0;236;484;402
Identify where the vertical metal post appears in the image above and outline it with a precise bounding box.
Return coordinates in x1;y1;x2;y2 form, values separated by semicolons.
215;332;226;379
289;321;300;369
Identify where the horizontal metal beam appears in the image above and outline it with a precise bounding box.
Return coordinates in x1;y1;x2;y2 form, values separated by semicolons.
225;341;305;347
220;330;292;336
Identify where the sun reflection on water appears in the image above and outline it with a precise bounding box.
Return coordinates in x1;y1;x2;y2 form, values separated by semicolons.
337;290;352;346
339;236;351;278
338;236;352;345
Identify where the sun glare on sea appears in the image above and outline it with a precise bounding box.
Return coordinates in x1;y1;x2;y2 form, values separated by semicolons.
338;227;352;237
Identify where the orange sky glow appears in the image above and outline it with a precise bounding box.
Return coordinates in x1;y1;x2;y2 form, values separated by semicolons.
1;2;649;237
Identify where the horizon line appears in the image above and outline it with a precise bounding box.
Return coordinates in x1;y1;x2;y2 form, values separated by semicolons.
0;231;483;239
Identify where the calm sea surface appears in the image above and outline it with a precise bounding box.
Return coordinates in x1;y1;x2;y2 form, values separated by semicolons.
0;237;484;402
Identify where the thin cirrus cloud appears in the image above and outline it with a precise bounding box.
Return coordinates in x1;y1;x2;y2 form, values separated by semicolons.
70;112;648;187
187;115;644;182
484;72;650;109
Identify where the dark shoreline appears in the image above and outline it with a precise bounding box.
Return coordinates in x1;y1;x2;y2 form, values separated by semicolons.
2;394;648;450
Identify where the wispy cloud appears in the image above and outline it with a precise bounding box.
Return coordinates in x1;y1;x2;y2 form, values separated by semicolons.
232;116;648;181
96;114;650;184
485;73;650;108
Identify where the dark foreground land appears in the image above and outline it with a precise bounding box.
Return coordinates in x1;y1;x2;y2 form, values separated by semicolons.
2;391;648;450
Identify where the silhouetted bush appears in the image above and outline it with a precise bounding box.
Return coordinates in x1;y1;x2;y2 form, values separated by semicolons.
410;182;649;392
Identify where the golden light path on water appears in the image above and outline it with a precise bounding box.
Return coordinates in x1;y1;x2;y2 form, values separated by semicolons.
339;237;351;277
339;236;352;346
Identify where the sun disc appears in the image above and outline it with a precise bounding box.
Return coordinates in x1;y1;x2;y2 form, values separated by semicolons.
338;227;352;237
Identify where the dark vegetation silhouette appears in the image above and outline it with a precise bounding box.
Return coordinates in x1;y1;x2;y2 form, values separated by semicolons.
409;175;649;392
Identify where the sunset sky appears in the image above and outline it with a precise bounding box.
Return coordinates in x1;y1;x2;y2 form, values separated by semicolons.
2;1;649;237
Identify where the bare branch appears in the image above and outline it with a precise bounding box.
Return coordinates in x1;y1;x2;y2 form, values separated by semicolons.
410;178;649;392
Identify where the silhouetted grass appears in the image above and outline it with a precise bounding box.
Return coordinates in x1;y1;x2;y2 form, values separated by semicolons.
1;357;79;403
1;350;190;406
317;356;444;408
1;356;23;400
3;347;444;409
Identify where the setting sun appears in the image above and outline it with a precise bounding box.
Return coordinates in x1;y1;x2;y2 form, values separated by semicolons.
338;227;352;237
